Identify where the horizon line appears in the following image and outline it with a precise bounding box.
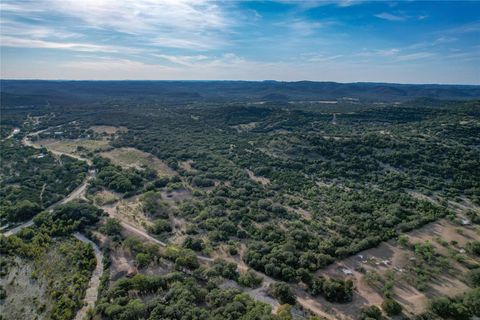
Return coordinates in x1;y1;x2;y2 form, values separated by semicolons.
1;79;479;86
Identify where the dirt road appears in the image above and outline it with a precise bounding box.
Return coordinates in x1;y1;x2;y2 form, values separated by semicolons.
2;128;20;141
2;171;93;237
22;135;93;166
102;203;214;262
73;233;104;320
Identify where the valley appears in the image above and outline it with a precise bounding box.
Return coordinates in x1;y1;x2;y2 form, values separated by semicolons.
1;82;479;320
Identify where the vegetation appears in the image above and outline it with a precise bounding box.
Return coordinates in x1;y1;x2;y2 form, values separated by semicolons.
0;140;87;224
359;305;383;320
1;230;95;320
269;282;296;305
96;273;279;320
382;298;403;316
427;288;480;319
1;82;479;319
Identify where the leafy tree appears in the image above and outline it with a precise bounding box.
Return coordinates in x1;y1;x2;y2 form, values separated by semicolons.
136;253;151;268
103;218;122;236
238;271;263;288
148;219;172;234
183;236;204;251
467;268;480;287
276;304;292;320
382;298;402;316
359;305;383;320
269;282;296;305
467;241;480;256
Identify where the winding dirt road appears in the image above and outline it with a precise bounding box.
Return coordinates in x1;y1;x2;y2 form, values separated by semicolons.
2;171;93;237
2;128;20;141
73;233;104;320
102;203;214;263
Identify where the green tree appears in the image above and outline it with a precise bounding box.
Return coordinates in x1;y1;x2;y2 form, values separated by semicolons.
103;218;122;236
359;305;383;320
382;298;402;316
269;282;296;305
136;253;151;268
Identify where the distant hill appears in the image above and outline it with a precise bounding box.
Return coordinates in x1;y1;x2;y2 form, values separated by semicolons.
1;80;479;106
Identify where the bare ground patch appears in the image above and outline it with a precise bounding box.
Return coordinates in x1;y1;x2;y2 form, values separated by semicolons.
231;122;259;133
312;219;480;319
178;159;196;172
92;190;119;206
100;147;175;177
161;189;193;207
35;138;110;155
0;257;49;320
111;196;153;231
246;169;270;185
89;126;128;135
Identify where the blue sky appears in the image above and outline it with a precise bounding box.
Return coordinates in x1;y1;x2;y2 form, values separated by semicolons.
1;0;479;84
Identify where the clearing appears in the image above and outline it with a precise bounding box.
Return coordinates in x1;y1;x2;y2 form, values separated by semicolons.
34;138;110;155
89;125;128;135
246;169;271;185
231;122;259;133
100;147;175;177
311;218;480;319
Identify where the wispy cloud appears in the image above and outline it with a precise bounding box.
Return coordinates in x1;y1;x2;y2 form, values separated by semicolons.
308;54;344;62
0;36;128;53
396;52;434;61
374;12;406;21
336;0;365;8
153;54;209;66
445;21;480;34
1;0;232;52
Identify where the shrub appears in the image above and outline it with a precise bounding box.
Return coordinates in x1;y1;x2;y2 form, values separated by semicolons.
238;271;263;288
359;305;383;320
382;298;402;316
269;282;296;305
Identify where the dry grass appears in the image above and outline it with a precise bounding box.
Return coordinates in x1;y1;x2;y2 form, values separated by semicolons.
36;138;110;154
114;196;153;231
231;122;258;133
0;257;49;320
100;147;175;177
314;219;480;319
178;160;195;172
246;169;270;185
92;190;119;206
89;126;128;134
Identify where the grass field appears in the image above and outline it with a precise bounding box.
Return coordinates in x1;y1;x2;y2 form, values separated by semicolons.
89;126;128;134
36;138;110;154
100;147;175;177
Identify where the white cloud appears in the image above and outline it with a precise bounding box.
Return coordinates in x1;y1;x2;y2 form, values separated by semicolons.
1;0;232;51
337;0;364;8
1;19;80;40
377;48;400;56
396;52;434;61
308;54;344;62
374;12;406;21
0;36;128;53
153;54;209;66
